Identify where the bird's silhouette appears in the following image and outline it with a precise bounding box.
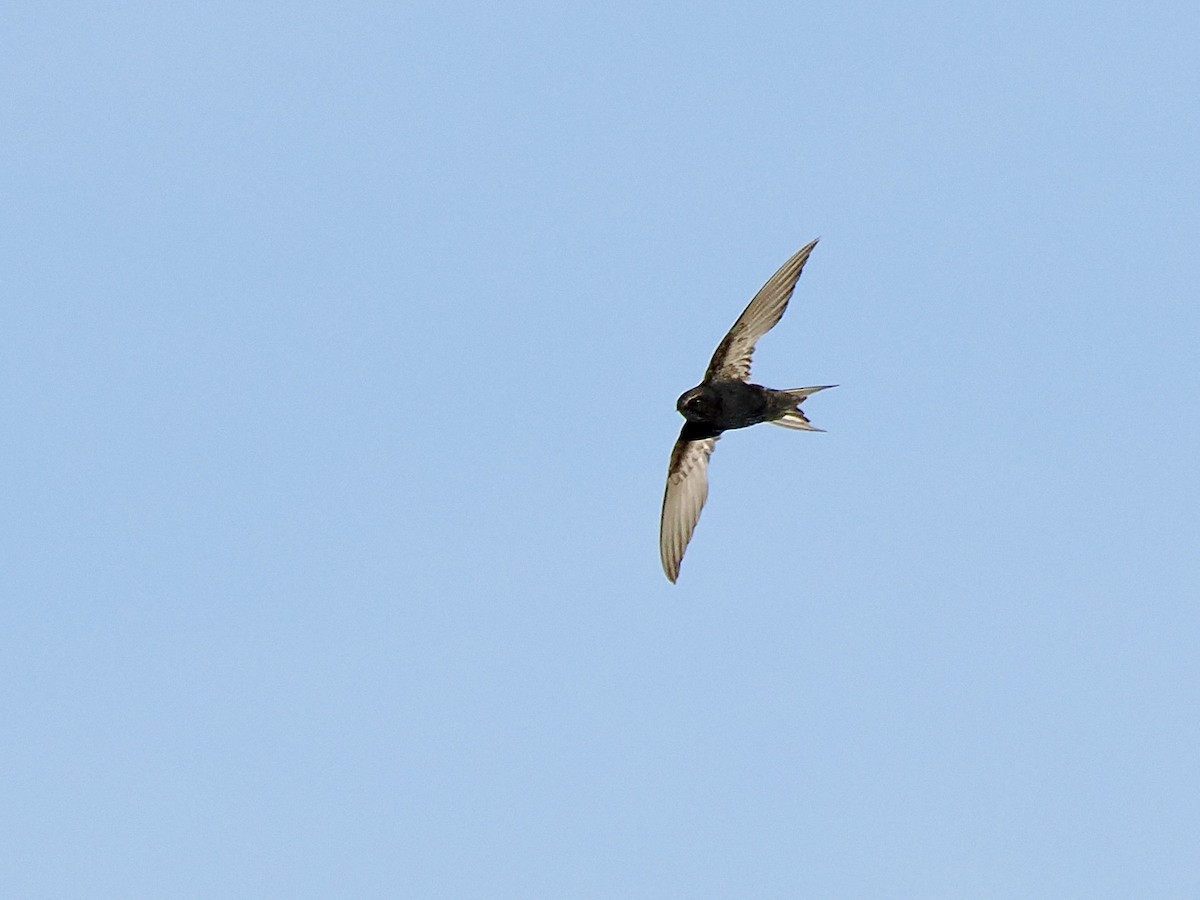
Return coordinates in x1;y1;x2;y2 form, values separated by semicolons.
660;238;834;582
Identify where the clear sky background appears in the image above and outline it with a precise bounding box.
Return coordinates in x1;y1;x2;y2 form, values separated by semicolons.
4;2;1199;897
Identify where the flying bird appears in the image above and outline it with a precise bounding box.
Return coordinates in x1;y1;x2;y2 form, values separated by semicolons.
660;238;834;583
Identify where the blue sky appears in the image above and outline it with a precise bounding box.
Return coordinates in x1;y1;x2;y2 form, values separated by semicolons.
4;2;1199;896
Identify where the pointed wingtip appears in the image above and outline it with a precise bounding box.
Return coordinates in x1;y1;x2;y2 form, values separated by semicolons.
661;553;679;583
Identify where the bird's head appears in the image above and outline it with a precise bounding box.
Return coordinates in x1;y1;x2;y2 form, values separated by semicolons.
676;385;714;421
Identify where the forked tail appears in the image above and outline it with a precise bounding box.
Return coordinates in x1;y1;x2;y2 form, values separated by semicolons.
769;385;837;432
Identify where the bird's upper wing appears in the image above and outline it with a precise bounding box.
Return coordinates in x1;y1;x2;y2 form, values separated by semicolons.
660;426;719;583
704;238;819;382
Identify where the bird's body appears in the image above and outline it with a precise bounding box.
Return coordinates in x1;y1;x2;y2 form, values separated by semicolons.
659;239;834;583
678;379;805;434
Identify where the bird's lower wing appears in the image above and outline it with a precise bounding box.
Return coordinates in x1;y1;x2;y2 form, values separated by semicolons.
660;430;719;582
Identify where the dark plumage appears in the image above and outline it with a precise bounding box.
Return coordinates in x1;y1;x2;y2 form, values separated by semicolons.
660;239;834;583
